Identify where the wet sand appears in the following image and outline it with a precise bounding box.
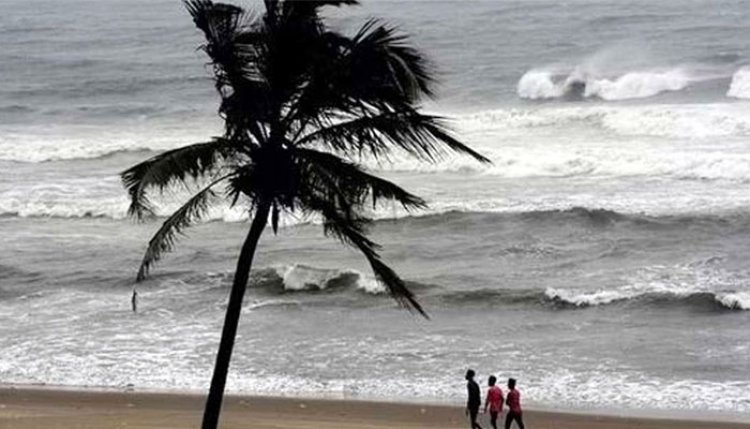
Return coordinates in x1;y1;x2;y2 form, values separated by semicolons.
0;387;748;429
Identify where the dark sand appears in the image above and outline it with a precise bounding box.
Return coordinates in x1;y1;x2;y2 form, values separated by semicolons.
0;387;748;429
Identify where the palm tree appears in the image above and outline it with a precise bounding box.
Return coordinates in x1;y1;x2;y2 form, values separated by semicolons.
122;0;489;428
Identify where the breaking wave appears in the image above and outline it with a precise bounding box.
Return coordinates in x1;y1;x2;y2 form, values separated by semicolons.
272;264;386;295
517;68;691;101
545;288;750;311
433;287;750;311
727;67;750;99
541;261;750;311
202;265;389;296
146;260;750;312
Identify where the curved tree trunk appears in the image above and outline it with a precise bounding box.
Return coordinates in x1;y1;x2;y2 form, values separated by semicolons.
201;201;271;429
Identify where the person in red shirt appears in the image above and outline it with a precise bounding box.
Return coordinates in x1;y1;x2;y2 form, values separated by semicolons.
483;376;504;429
504;378;525;429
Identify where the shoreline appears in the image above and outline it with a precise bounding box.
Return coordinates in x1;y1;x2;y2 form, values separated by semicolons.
1;385;748;429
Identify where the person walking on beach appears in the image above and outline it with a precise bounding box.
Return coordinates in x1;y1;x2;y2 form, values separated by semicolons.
484;375;504;429
504;378;525;429
465;369;483;429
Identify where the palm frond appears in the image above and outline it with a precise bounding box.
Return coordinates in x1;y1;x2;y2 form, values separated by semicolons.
285;19;435;126
350;19;434;100
121;139;232;219
303;193;427;317
295;147;426;210
185;0;265;91
297;111;490;164
135;175;231;282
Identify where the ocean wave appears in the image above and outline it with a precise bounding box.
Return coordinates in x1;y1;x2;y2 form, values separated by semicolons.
141;260;750;312
727;67;750;99
459;102;750;139
0;182;271;222
273;264;386;295
379;139;750;183
5;75;211;99
2;173;750;229
0;104;34;114
517;68;691;101
0;131;181;163
516;70;567;100
0;119;221;163
401;208;638;231
5;104;750;169
545;288;750;311
715;292;750;310
0;264;43;287
147;264;443;304
519;207;630;225
544;286;750;310
405;208;750;234
190;265;389;296
431;286;749;312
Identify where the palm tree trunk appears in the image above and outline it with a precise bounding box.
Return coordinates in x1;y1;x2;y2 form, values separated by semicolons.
201;200;271;429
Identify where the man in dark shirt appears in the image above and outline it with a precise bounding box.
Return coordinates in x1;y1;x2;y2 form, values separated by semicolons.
465;369;483;429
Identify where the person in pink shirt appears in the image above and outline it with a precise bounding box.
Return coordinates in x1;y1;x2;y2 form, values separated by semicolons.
504;378;524;429
483;375;504;429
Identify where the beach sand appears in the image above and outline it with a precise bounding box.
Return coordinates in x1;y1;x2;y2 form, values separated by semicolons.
0;387;748;429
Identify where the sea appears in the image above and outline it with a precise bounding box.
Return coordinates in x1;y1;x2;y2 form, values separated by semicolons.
2;0;750;418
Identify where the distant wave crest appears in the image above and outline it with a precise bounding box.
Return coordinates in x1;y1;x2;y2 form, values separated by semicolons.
517;68;690;101
545;288;750;311
432;286;749;312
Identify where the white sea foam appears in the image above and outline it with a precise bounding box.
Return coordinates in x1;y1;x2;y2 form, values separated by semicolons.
2;282;749;414
0;129;177;163
525;368;750;414
4;167;750;222
715;292;750;310
727;67;750;99
4;102;750;222
4;104;750;179
0;177;252;221
0;120;220;163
